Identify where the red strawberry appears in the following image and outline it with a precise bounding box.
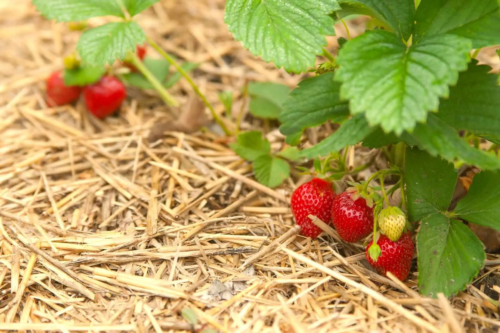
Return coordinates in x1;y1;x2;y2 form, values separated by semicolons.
365;231;414;281
124;44;147;71
46;71;82;107
83;76;126;119
331;191;374;243
291;178;336;239
136;44;147;60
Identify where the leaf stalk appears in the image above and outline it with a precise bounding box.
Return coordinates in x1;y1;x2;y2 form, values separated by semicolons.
129;52;178;106
146;36;231;135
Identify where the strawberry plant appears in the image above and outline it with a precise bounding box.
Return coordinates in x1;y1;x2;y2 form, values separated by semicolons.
33;0;227;131
230;131;301;188
225;0;500;297
230;82;298;188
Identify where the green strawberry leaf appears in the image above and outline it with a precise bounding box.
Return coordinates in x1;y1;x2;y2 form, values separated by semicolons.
279;73;349;141
163;62;199;88
285;132;303;146
225;0;338;73
32;0;125;22
122;0;161;17
405;147;457;222
253;155;290;188
120;75;151;90
454;171;500;230
362;128;400;149
121;58;170;89
248;82;290;119
417;213;485;297
335;30;471;134
404;114;500;170
64;66;105;86
436;61;500;137
301;114;375;159
141;58;171;80
336;0;415;40
181;308;198;325
77;22;145;67
231;131;271;162
414;0;500;48
277;146;302;162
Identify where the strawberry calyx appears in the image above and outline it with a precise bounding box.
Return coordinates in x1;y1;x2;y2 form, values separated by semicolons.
367;233;382;262
315;62;336;74
122;53;135;65
122;44;147;69
345;181;379;208
64;53;80;70
296;153;344;182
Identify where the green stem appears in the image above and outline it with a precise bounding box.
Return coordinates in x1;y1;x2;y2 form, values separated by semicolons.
341;19;351;40
400;175;407;210
392;142;407;209
393;142;406;168
381;146;392;163
348;161;371;175
146;36;231;136
473;136;480;149
371;200;383;244
235;82;248;134
472;48;482;59
385;180;401;197
322;48;335;62
115;0;130;20
363;169;400;193
341;146;349;169
129;52;178;106
379;176;390;206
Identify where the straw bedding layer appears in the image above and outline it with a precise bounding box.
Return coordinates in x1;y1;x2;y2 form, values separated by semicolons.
1;1;500;332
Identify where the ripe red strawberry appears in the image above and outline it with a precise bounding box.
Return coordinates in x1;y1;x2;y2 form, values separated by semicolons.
136;44;147;60
46;71;82;107
331;191;374;242
124;44;147;72
291;178;336;239
83;76;126;119
365;231;414;281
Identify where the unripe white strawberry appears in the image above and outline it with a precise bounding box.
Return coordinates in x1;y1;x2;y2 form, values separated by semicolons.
378;206;406;242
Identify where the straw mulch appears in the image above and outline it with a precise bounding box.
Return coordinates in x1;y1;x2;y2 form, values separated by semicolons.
1;1;500;332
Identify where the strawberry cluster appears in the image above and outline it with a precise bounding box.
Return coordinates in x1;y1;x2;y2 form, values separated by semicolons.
291;175;414;281
45;45;146;119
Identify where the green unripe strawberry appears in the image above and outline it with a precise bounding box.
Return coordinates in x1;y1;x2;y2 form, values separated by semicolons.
379;206;406;242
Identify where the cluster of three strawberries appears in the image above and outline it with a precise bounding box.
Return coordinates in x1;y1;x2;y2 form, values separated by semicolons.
45;45;147;118
291;178;414;281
